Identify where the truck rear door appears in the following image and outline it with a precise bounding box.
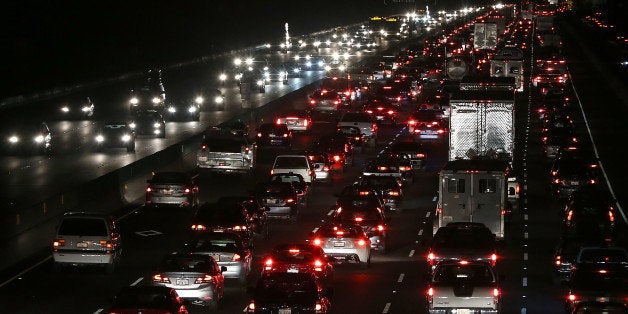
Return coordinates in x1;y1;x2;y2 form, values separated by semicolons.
440;173;471;225
472;172;504;238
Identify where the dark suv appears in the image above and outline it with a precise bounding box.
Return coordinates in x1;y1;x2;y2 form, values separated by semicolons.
428;222;497;271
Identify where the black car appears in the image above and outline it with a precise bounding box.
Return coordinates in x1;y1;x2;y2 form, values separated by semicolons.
383;140;427;170
563;185;617;238
106;286;188;314
164;100;200;122
427;222;497;271
95;122;136;152
0;121;52;156
335;185;386;211
253;181;300;221
329;203;389;253
354;175;403;211
553;236;613;284
565;263;628;313
57;96;95;120
255;123;292;148
336;126;366;148
246;272;332;314
362;155;414;184
129;109;166;138
191;202;254;246
216;196;269;237
261;243;334;289
550;158;602;198
268;173;309;202
145;171;199;208
128;85;166;114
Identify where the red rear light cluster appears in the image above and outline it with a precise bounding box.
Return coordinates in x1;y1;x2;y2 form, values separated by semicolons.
191;224;206;231
153;274;171;283
195;274;213;284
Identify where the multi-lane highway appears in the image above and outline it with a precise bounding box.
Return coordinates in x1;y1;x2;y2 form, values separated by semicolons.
0;5;627;314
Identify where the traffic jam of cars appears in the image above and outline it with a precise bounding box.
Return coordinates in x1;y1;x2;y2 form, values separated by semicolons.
3;2;627;314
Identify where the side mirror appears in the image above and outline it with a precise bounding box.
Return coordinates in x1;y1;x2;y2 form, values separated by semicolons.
220;266;227;273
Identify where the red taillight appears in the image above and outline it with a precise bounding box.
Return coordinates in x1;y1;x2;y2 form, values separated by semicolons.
53;239;66;247
555;255;562;266
232;254;242;261
408;120;416;125
283;133;289;138
315;302;323;312
357;239;367;246
191;224;206;231
609;210;615;222
491;253;497;264
387;110;395;115
376;225;385;232
359;191;369;196
312;238;322;246
313;259;323;271
264;258;273;270
568;294;577;302
416;153;425;158
195;274;213;284
388;190;400;196
493;288;500;297
153;274;170;283
310;100;316;105
428;252;435;263
333;155;341;162
201;145;207;150
355;217;364;222
323;166;329;171
303;119;309;127
184;188;191;194
276;118;282;125
567;210;573;221
146;186;153;193
270;169;275;175
257;132;262;137
248;301;255;312
427;287;434;296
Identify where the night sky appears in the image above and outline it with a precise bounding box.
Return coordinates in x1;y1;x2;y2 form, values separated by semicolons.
1;0;475;100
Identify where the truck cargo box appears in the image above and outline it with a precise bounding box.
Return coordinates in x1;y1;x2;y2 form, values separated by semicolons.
448;90;515;162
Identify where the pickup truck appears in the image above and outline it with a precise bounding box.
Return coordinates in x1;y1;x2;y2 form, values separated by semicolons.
196;128;256;174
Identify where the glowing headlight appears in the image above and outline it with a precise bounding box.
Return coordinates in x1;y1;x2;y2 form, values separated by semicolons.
219;73;227;81
293;68;300;73
168;107;176;113
195;96;204;104
154;129;161;135
121;134;131;142
280;71;287;77
264;72;270;79
257;80;264;86
306;61;312;67
81;106;92;112
325;65;332;71
151;97;161;104
96;134;104;142
34;135;45;143
339;65;346;71
153;122;161;128
235;73;242;80
214;96;224;104
129;123;136;129
130;97;139;105
8;136;19;143
188;106;197;113
318;61;325;67
61;106;70;113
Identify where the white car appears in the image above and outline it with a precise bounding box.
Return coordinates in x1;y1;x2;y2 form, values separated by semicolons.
337;112;377;143
271;155;315;184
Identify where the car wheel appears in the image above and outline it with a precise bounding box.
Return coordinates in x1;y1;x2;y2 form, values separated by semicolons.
207;298;219;311
361;257;371;269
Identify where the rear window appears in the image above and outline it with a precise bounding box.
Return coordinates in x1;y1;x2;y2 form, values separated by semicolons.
58;218;107;237
341;113;372;122
152;172;188;183
158;257;215;273
274;157;308;169
201;139;244;153
433;264;495;284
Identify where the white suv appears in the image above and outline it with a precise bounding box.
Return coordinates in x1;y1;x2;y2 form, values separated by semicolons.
52;212;122;273
271;155;315;184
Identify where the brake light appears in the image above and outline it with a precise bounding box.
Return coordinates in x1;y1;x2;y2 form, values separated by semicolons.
313;259;323;271
53;239;66;247
195;274;213;284
184;188;191;194
323;166;329;172
310;99;316;105
437;129;445;134
286;198;295;203
491;253;497;264
378;166;388;171
146;186;153;193
357;239;367;246
355;217;363;222
248;302;255;312
609;210;615;222
232;254;242;261
191;224;206;231
315;303;323;313
427;287;434;296
283;133;289;138
312;238;322;246
388;190;400;196
366;110;373;114
264;258;273;271
233;225;247;230
303;119;308;127
201;145;207;151
359;191;370;196
416;153;425;158
493;288;500;297
257;132;262;137
408;120;416;125
459;260;469;265
555;255;562;266
376;225;385;232
153;274;170;283
567;210;573;221
333;155;341;162
428;252;435;263
387;110;395;115
398;166;409;171
270;169;274;175
568;294;577;302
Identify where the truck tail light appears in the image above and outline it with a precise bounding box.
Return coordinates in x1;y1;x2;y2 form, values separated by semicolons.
264;258;273;271
315;302;324;313
247;301;255;312
153;274;171;283
313;259;323;272
428;252;435;264
191;224;206;231
427;287;434;296
555;255;562;266
567;293;577;302
491;253;497;265
323;166;329;172
408;120;416;125
312;238;322;246
232;254;242;261
201;145;207;151
195;274;213;284
53;239;66;248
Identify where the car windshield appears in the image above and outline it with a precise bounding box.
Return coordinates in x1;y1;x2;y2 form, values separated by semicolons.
112;289;172;309
195;205;246;223
341;113;371;122
316;226;362;238
201;138;244;153
255;274;318;303
433;264;495;285
158;256;214;273
578;248;628;264
58;218;107;236
189;235;240;252
151;172;188;183
432;229;494;250
274;157;306;168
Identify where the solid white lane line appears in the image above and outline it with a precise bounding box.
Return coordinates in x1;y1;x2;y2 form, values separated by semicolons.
409;250;415;257
418;229;423;236
382;303;391;313
524;214;528;221
425;212;431;218
130;277;143;286
524;253;528;261
327;209;334;216
397;273;405;283
521;308;527;314
524;232;528;239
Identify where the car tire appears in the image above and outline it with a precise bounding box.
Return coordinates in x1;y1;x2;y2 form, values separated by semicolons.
207;298;219;311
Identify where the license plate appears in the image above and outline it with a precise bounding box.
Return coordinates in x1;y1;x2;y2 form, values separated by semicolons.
570;181;579;185
266;199;277;204
213;229;224;232
279;309;291;314
198;157;207;162
456;310;471;314
376;116;384;120
334;241;345;247
176;279;189;285
596;297;609;302
287;267;299;273
162;190;173;195
76;242;88;248
287;121;297;125
269;134;276;137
